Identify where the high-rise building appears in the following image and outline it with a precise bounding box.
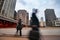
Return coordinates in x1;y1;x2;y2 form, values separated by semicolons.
0;0;17;28
45;9;56;26
0;0;16;19
17;10;29;26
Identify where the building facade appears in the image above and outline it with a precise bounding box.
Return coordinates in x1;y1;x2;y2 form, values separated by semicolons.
17;10;29;26
0;0;17;28
45;9;56;26
0;0;4;13
0;0;16;19
52;18;60;26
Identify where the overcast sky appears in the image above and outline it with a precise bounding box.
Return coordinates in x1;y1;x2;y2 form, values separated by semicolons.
15;0;60;21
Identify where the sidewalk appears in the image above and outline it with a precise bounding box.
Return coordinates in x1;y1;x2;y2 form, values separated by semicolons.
0;27;60;36
0;37;28;40
0;27;60;40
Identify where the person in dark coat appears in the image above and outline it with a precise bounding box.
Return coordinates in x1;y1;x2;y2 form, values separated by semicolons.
29;28;40;40
30;9;40;28
16;19;22;36
28;8;41;40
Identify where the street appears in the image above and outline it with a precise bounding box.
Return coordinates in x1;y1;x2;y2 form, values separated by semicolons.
0;27;60;35
0;27;60;40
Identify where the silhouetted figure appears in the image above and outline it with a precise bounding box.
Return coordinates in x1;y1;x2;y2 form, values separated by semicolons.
28;9;41;40
30;9;40;28
29;26;40;40
16;19;22;36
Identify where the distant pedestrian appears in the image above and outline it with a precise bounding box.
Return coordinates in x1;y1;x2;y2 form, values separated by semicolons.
16;19;22;36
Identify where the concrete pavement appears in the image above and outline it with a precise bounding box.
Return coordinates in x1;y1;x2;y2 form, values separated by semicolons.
0;27;60;40
0;27;60;35
0;37;28;40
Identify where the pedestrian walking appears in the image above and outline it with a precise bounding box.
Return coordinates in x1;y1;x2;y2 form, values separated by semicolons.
16;19;22;36
28;8;41;40
30;9;40;28
29;27;40;40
